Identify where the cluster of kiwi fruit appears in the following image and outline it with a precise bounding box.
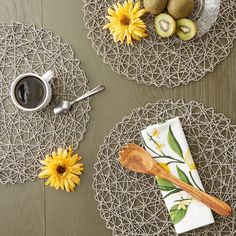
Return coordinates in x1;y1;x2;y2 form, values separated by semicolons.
143;0;197;41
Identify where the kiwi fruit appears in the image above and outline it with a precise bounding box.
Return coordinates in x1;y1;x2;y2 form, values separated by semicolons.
167;0;194;19
154;13;176;38
176;19;197;41
144;0;168;15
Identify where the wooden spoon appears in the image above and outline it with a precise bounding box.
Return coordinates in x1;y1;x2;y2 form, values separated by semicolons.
118;143;232;217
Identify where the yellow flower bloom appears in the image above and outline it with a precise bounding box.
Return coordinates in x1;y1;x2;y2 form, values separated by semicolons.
176;200;191;210
38;147;84;192
184;149;196;170
155;142;165;151
159;162;171;173
103;0;148;45
152;128;160;137
155;162;170;181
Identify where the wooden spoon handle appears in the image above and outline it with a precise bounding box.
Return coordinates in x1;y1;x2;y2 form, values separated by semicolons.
151;165;232;217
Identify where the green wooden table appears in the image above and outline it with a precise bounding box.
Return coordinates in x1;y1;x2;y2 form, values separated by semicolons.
0;0;235;235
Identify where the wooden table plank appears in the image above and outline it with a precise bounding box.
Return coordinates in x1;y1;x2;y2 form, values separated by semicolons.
0;0;43;25
42;1;112;235
0;181;45;236
0;1;45;236
0;0;235;236
42;0;236;236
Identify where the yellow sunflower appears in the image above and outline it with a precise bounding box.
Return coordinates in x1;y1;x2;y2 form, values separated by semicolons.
104;0;148;45
38;147;84;192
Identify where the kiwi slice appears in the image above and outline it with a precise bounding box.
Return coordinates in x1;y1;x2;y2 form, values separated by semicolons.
155;13;176;38
176;19;197;41
144;0;168;15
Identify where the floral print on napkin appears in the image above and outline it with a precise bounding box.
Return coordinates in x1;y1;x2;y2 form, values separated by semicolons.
141;117;214;234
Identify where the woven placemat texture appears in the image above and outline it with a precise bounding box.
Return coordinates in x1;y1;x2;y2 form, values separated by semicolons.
94;100;236;235
83;0;236;87
0;23;90;184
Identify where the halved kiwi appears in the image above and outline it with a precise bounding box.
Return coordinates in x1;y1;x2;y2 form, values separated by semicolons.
176;18;197;41
154;13;176;38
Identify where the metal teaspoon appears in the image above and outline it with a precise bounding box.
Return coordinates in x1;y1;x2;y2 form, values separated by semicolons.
53;85;105;115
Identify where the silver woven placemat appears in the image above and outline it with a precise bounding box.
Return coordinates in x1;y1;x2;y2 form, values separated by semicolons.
83;0;236;87
0;22;91;184
94;100;236;236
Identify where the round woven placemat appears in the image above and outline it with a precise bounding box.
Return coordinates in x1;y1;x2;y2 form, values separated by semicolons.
94;100;236;236
83;0;236;87
0;22;91;184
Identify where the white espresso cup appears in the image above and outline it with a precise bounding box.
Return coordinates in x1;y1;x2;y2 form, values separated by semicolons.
11;70;54;111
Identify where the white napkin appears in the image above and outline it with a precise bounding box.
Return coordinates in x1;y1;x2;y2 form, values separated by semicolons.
141;117;214;234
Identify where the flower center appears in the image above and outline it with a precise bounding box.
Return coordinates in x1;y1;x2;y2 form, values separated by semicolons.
120;15;130;25
56;165;66;174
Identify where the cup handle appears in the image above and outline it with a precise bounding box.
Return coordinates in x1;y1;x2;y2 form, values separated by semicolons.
42;70;54;83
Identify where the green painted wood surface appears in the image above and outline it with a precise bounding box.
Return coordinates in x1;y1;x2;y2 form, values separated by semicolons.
0;0;235;235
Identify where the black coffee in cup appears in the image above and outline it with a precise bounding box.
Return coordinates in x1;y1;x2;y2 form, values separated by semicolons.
14;76;46;109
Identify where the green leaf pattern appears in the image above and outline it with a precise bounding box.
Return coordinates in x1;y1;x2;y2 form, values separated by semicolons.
164;189;183;199
170;204;189;225
176;166;192;186
168;126;184;159
143;125;200;225
156;177;176;191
